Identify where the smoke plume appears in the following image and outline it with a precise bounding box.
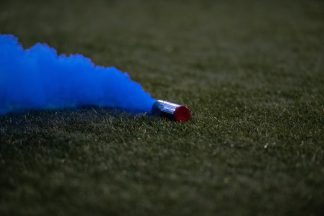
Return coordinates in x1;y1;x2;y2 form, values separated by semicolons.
0;34;155;115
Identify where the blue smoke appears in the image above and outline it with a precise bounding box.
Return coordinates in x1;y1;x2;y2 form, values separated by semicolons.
0;34;156;115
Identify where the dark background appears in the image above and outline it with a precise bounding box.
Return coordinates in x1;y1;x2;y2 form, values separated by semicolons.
0;0;324;215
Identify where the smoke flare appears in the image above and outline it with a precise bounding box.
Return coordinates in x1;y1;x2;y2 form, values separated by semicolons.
0;34;155;115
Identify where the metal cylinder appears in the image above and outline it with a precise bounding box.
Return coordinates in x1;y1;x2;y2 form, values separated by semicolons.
151;100;192;122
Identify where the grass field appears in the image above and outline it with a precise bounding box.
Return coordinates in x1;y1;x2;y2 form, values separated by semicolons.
1;0;324;215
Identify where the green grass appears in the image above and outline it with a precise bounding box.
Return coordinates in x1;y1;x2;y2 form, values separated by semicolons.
1;0;324;215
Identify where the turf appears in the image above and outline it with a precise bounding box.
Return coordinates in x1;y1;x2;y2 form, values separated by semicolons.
0;0;324;215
